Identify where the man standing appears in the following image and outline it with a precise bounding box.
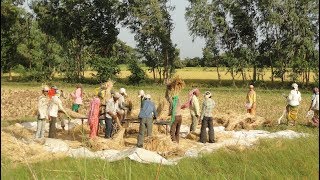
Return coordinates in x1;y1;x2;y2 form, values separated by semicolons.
48;90;70;138
35;86;50;139
200;91;216;143
169;95;182;143
117;88;128;122
308;87;319;127
246;84;257;115
182;88;200;133
137;94;157;148
105;92;121;138
286;83;302;126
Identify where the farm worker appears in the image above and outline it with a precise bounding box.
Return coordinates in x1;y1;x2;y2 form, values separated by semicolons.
117;88;128;122
96;81;113;133
105;92;121;138
200;91;216;143
35;86;50;139
48;90;71;138
137;94;157;148
286;83;302;126
181;88;200;133
48;85;58;99
245;84;256;115
169;94;182;143
138;90;146;108
88;92;103;138
70;83;83;112
308;87;319;127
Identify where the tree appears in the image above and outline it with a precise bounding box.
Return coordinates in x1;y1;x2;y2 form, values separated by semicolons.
32;0;124;82
123;0;176;84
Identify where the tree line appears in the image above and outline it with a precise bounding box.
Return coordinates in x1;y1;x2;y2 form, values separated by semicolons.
1;0;319;86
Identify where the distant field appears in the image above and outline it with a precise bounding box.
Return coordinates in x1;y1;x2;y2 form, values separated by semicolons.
3;66;317;82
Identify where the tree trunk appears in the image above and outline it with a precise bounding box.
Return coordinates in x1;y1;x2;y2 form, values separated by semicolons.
9;68;12;81
241;69;245;82
216;66;221;84
270;56;274;83
231;68;236;86
153;68;156;82
306;68;310;86
253;65;257;82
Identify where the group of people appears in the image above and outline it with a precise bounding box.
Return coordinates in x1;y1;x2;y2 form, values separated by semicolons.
36;84;84;139
36;82;319;148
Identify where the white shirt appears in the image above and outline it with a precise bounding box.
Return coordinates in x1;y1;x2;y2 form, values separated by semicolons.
311;94;319;111
287;90;301;106
105;98;119;119
48;95;66;117
38;95;49;119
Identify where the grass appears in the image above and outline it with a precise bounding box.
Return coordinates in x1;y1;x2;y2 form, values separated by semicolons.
1;126;318;179
1;77;319;179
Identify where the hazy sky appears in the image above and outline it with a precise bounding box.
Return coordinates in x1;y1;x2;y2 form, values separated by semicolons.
118;1;205;59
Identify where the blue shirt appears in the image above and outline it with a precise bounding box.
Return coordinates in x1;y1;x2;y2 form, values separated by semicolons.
138;99;157;119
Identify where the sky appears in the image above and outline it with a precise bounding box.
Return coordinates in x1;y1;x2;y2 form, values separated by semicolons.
117;1;205;59
22;0;205;59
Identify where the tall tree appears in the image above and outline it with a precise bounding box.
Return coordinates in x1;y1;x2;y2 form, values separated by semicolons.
123;0;176;83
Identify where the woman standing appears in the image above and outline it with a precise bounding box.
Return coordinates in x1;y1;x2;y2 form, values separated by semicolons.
308;87;319;127
88;92;103;138
286;83;302;126
70;84;83;112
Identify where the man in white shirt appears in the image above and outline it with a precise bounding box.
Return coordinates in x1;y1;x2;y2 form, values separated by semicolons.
105;92;121;138
35;86;50;139
48;90;70;138
286;83;302;126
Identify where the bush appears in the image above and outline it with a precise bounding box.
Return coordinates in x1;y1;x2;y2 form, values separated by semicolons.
128;60;146;85
90;57;120;83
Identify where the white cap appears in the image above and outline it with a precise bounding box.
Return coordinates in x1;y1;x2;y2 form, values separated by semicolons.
42;86;50;91
119;88;127;96
138;90;145;97
292;83;298;89
204;91;212;98
145;94;151;99
113;92;121;99
55;89;61;94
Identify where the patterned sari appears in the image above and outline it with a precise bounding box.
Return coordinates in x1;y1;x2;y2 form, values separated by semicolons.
286;105;299;122
88;97;101;138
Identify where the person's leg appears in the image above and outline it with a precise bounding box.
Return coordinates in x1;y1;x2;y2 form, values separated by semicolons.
200;117;208;143
137;118;147;147
190;113;197;132
40;119;46;138
49;117;57;138
146;118;153;137
170;120;178;142
105;118;113;138
208;117;215;143
175;115;182;143
35;119;42;138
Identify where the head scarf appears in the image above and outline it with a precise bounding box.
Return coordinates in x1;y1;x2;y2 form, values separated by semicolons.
181;88;200;109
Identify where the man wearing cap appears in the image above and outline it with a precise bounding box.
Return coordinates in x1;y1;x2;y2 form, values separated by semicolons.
245;84;257;115
137;94;157;148
35;86;50;139
200;91;216;143
105;92;121;138
286;83;302;126
117;88;128;122
48;90;71;138
138;90;146;109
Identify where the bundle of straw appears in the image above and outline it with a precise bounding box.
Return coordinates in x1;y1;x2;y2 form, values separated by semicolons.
165;76;185;100
65;109;87;119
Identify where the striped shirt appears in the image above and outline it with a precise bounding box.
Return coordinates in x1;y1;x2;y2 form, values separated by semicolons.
200;98;215;120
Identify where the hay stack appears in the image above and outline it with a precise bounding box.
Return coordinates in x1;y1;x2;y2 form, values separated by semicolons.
65;109;87;119
112;128;125;146
144;135;186;158
165;76;186;98
214;112;269;131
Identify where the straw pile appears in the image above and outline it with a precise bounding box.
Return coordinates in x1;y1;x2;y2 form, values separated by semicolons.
214;111;270;131
144;135;186;158
65;109;87;119
165;76;185;102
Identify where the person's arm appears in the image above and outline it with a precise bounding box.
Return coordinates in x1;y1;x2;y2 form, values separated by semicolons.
309;95;316;111
200;101;206;121
152;102;157;119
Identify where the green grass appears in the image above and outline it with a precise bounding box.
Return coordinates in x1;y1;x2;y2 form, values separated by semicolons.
1;126;318;179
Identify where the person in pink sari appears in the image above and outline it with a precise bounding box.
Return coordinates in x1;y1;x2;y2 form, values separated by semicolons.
88;93;103;138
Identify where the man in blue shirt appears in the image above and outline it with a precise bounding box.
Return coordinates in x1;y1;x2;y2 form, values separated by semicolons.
137;94;157;148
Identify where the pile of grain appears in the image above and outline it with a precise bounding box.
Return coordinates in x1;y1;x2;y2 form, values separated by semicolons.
214;111;271;130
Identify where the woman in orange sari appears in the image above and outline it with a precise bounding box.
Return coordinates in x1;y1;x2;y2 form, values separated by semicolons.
88;93;103;138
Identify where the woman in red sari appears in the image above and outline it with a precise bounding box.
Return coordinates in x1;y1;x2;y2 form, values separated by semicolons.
88;93;103;138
